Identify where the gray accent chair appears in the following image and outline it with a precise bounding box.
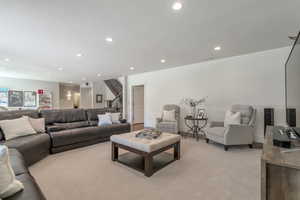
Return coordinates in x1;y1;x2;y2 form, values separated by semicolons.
205;105;256;151
156;104;180;134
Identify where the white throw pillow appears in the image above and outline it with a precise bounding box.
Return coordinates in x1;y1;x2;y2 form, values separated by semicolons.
162;110;176;121
224;110;241;127
24;116;45;133
0;117;36;140
0;145;24;199
98;114;113;126
106;112;121;124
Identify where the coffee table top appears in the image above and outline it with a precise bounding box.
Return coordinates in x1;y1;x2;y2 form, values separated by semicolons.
111;131;180;153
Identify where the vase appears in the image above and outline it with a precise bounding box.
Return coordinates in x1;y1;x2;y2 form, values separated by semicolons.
191;106;197;118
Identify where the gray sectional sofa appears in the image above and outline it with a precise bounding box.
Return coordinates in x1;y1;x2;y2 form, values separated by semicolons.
0;108;131;200
40;108;130;153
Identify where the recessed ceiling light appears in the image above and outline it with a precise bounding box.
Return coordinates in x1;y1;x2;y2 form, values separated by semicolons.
4;58;10;62
82;77;86;81
69;81;73;84
172;2;182;10
76;53;83;57
97;73;101;77
214;46;221;51
161;59;166;63
130;67;135;71
105;37;113;43
58;67;63;71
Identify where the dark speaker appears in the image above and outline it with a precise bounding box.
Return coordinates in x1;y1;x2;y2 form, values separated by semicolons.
264;108;274;136
286;108;296;127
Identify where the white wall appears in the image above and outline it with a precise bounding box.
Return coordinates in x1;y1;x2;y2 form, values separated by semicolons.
0;76;60;109
126;47;291;142
93;81;106;108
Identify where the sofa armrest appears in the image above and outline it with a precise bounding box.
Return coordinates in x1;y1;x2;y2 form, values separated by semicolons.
225;124;254;145
209;121;224;128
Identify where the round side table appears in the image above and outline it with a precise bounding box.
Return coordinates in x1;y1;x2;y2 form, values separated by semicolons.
184;116;208;141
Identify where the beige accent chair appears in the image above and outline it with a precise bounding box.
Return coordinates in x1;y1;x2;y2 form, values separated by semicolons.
156;104;180;134
205;105;256;151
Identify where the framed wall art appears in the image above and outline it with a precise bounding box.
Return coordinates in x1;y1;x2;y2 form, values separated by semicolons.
96;94;103;103
24;91;37;107
8;90;23;107
0;91;8;107
38;90;52;109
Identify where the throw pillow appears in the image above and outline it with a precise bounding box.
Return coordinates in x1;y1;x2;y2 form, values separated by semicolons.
224;110;241;127
0;145;24;199
98;114;112;126
0;117;36;140
106;112;121;124
25;116;45;133
162;110;176;121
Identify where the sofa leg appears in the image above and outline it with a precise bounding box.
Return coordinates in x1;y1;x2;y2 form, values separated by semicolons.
205;138;209;143
249;144;253;149
224;145;228;151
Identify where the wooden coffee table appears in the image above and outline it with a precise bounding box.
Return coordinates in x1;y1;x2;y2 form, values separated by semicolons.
111;132;181;177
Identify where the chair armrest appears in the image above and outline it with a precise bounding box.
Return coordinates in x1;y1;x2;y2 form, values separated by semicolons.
225;124;254;145
209;121;224;128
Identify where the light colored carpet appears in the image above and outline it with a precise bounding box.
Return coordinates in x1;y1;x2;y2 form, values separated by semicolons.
29;138;261;200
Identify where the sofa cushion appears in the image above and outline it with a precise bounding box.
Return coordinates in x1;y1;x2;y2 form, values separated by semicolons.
89;120;98;126
6;174;46;200
40;109;64;125
50;123;131;148
1;134;50;166
96;123;131;135
41;109;87;125
8;149;28;176
61;109;87;123
53;121;90;130
0;110;39;121
46;125;66;133
50;127;111;147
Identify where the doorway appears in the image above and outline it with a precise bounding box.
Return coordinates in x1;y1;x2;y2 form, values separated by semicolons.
132;85;144;131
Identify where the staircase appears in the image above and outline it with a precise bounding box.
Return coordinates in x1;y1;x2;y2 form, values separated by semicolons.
104;79;123;110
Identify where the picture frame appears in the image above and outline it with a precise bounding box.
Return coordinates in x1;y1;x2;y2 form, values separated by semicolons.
96;94;103;103
38;90;52;109
23;91;37;107
0;91;8;107
8;90;23;107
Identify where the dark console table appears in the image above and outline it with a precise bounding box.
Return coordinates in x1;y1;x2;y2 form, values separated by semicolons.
184;116;208;141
